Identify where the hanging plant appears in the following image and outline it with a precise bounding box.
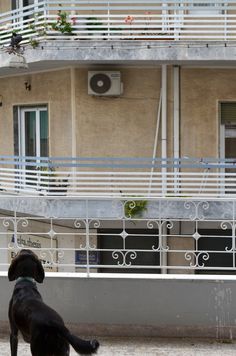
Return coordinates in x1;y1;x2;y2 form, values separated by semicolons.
124;199;147;218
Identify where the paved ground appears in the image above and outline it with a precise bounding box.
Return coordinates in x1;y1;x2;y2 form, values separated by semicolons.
1;336;236;355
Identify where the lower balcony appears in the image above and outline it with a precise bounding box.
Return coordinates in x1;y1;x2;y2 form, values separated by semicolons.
0;156;236;276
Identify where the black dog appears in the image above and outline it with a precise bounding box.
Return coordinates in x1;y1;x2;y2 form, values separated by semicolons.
8;249;99;356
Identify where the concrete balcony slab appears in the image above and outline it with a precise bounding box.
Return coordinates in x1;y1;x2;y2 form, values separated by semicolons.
1;41;236;77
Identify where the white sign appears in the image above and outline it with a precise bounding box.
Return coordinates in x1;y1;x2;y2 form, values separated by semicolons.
9;232;58;272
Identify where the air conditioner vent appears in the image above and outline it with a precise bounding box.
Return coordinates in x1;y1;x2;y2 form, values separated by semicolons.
88;71;122;96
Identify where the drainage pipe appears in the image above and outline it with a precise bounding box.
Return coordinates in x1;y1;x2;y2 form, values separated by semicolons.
71;67;77;191
161;64;168;274
173;65;180;193
161;64;167;195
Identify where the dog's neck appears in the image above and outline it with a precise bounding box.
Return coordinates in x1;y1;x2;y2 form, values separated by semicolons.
16;277;36;284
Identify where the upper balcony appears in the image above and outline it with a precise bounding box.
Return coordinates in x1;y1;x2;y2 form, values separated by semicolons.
1;1;236;72
1;155;236;199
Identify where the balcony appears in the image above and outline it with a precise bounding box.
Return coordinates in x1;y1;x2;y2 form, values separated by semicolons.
0;156;235;276
0;155;235;198
0;1;235;46
0;1;235;73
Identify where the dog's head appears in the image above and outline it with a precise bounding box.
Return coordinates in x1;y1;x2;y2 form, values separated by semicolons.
8;249;45;283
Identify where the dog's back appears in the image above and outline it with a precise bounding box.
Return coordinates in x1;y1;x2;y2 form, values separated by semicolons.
8;250;99;356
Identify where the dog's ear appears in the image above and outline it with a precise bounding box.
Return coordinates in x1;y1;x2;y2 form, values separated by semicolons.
35;257;45;283
8;250;45;283
8;255;19;281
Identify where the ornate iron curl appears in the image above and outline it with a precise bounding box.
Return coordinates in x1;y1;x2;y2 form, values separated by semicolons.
147;220;171;251
124;200;136;219
74;219;86;229
112;250;137;267
185;251;209;268
3;218;13;229
184;200;210;221
51;249;65;265
88;219;101;229
17;217;29;229
220;221;235;252
39;250;53;266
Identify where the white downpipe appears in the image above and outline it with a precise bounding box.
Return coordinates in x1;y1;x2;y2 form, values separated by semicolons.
161;64;168;274
71;67;77;192
148;89;162;195
161;64;167;195
173;65;180;193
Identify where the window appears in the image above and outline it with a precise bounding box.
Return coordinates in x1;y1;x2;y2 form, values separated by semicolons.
197;229;235;275
98;229;160;274
12;0;42;10
14;105;48;158
12;0;44;27
18;106;48;158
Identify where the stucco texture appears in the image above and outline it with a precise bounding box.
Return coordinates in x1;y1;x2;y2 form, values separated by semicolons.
0;69;71;156
75;68;162;158
181;68;236;158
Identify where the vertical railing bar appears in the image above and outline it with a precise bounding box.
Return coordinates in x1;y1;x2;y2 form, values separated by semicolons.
85;199;90;277
108;1;110;40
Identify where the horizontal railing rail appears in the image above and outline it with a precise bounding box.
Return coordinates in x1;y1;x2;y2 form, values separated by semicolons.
0;0;236;47
1;196;236;275
0;155;235;197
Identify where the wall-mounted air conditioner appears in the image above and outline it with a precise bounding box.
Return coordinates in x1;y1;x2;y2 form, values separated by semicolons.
88;71;123;96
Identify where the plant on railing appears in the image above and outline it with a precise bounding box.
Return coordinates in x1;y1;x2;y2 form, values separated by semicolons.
36;165;68;195
29;38;39;49
124;15;135;37
51;11;73;34
144;11;152;36
124;199;147;218
28;14;49;48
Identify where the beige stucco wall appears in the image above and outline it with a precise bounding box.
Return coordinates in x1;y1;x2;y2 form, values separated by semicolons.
0;69;72;157
1;66;236;161
75;67;162;158
181;68;236;158
0;1;10;14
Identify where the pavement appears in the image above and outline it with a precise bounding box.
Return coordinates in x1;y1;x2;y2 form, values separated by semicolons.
1;336;236;355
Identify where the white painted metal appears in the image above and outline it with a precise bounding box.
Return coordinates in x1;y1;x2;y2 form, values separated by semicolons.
1;156;236;197
1;1;236;45
148;89;162;195
161;65;167;196
0;195;236;275
173;65;180;194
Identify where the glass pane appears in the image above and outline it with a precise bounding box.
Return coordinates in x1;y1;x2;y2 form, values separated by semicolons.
25;111;36;157
40;110;48;157
225;125;236;193
23;0;34;6
225;137;236;159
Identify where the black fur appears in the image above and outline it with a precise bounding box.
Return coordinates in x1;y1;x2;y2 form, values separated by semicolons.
8;249;99;356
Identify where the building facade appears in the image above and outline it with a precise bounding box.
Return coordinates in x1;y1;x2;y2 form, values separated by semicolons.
0;1;235;275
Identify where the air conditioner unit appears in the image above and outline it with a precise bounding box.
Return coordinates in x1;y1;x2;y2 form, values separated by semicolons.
88;71;123;96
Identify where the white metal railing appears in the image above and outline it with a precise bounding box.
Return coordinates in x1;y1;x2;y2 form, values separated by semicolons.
1;196;236;275
0;1;236;47
0;155;236;198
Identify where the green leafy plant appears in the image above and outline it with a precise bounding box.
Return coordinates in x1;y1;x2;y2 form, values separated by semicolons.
124;199;147;218
29;38;39;48
51;11;73;34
